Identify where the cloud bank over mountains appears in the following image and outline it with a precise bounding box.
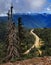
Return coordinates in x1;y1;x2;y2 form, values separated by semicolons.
0;0;51;15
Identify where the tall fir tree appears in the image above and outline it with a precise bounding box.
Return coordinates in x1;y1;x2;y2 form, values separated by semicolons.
18;17;25;54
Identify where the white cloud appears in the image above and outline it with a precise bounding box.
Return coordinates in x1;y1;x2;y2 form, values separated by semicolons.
27;0;46;10
0;13;7;17
0;0;47;15
47;8;51;11
0;0;12;14
45;5;51;13
14;0;46;13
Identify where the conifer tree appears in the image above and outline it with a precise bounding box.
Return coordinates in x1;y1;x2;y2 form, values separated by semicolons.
18;17;25;54
18;17;24;42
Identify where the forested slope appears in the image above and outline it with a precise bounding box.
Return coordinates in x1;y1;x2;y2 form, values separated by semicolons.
0;22;51;63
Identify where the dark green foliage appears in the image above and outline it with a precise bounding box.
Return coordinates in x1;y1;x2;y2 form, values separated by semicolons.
0;22;7;42
0;21;51;62
34;28;51;56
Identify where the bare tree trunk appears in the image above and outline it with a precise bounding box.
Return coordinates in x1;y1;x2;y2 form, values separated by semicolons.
2;22;21;62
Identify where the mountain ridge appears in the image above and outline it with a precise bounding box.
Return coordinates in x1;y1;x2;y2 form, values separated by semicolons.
0;13;51;28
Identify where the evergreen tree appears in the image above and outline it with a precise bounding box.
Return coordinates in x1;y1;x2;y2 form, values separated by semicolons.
18;17;24;42
18;17;25;54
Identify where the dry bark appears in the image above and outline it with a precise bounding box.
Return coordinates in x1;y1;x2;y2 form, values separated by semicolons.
2;22;20;62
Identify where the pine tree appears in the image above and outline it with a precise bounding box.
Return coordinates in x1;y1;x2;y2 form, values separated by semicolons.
18;17;25;54
18;17;24;42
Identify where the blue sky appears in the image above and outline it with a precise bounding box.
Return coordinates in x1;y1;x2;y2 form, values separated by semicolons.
0;0;51;16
